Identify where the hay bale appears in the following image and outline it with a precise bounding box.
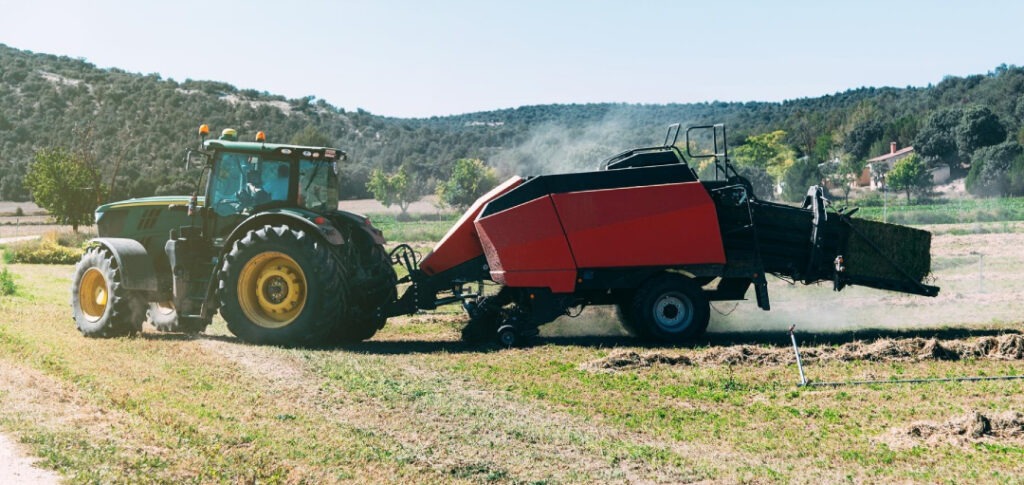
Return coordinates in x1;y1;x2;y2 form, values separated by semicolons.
845;218;931;282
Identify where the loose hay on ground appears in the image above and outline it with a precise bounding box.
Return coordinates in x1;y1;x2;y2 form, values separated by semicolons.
580;334;1024;372
578;351;692;372
881;410;1024;449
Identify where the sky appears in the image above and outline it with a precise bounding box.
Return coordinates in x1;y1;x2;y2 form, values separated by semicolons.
1;0;1023;118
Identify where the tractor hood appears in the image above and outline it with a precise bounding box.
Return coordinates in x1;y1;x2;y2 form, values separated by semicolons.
94;196;205;239
96;195;205;215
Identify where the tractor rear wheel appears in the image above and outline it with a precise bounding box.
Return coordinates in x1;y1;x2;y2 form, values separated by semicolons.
218;225;346;347
332;244;395;343
71;246;145;338
628;273;709;344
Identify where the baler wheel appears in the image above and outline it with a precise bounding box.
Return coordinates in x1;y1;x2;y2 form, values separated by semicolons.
71;246;146;338
218;225;347;347
628;273;709;344
146;302;209;334
497;325;517;347
461;296;504;343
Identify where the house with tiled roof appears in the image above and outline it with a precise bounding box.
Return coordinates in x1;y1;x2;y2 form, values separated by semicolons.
865;142;949;188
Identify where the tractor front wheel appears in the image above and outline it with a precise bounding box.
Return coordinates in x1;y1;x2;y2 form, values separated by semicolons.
71;247;145;338
218;225;346;347
628;273;709;344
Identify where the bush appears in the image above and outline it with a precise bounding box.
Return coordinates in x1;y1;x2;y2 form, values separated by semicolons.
966;142;1023;196
853;191;885;207
0;267;15;296
436;158;499;211
3;240;84;264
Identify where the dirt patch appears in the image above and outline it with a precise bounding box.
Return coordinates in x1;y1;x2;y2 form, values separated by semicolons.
0;433;60;484
580;334;1024;371
881;410;1024;449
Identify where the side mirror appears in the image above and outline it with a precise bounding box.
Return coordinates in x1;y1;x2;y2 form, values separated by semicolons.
183;149;207;170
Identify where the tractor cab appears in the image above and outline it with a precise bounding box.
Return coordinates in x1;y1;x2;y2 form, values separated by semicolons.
196;130;344;241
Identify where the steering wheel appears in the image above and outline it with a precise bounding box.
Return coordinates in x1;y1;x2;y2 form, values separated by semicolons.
213;198;242;216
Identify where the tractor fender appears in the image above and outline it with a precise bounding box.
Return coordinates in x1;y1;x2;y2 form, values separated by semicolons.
222;211;344;254
89;237;158;292
333;210;386;245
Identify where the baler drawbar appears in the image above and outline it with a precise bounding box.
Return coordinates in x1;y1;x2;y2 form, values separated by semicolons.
381;124;938;346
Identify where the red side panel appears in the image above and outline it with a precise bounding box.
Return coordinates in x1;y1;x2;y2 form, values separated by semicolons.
475;196;577;293
551;182;725;268
420;177;523;276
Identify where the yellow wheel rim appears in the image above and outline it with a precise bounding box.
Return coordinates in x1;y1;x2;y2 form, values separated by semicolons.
237;252;307;329
79;268;109;322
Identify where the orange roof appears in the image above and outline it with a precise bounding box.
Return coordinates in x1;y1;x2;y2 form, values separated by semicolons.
867;146;914;163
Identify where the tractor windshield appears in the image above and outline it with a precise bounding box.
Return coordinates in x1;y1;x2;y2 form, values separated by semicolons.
209;151;338;214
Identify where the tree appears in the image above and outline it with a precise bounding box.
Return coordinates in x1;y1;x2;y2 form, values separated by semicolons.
842;120;883;160
732;130;796;181
914;108;962;170
956;105;1007;160
24;147;106;232
834;157;865;202
366;165;424;217
965;142;1023;196
886;154;931;203
289;124;331;147
781;158;820;203
1010;156;1024;196
436;158;499;211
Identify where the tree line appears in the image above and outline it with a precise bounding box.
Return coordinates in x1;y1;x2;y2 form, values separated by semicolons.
2;43;1024;213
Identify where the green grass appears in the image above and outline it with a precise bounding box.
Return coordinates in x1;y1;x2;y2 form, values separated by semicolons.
853;196;1024;225
368;212;459;244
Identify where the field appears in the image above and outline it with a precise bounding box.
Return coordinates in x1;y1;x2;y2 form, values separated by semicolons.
0;201;1022;483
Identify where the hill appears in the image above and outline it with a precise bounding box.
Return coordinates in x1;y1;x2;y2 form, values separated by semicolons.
1;43;1023;201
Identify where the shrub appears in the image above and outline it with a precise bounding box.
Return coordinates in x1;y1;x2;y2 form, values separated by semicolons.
4;240;84;264
966;142;1023;196
0;267;16;296
436;158;499;211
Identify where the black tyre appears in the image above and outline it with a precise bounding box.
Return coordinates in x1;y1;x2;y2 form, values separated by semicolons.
333;244;396;343
71;246;146;338
147;302;208;334
218;225;347;347
628;273;709;344
461;295;505;343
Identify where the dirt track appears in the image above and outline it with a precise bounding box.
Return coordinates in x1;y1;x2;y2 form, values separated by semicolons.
0;433;59;484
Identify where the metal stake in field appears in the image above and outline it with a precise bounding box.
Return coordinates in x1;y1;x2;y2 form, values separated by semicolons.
788;327;1024;387
789;325;807;386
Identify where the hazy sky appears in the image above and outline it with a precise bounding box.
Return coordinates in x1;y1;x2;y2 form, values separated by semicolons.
1;0;1022;118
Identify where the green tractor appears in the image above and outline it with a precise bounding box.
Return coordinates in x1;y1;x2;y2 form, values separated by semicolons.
71;126;397;346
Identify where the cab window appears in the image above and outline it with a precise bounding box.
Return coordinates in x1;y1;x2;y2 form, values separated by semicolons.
298;160;338;211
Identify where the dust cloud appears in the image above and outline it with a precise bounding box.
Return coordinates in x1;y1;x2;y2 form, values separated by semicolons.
490;111;690;177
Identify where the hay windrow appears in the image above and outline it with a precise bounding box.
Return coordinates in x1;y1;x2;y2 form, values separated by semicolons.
579;351;692;372
880;411;1024;449
579;334;1024;371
